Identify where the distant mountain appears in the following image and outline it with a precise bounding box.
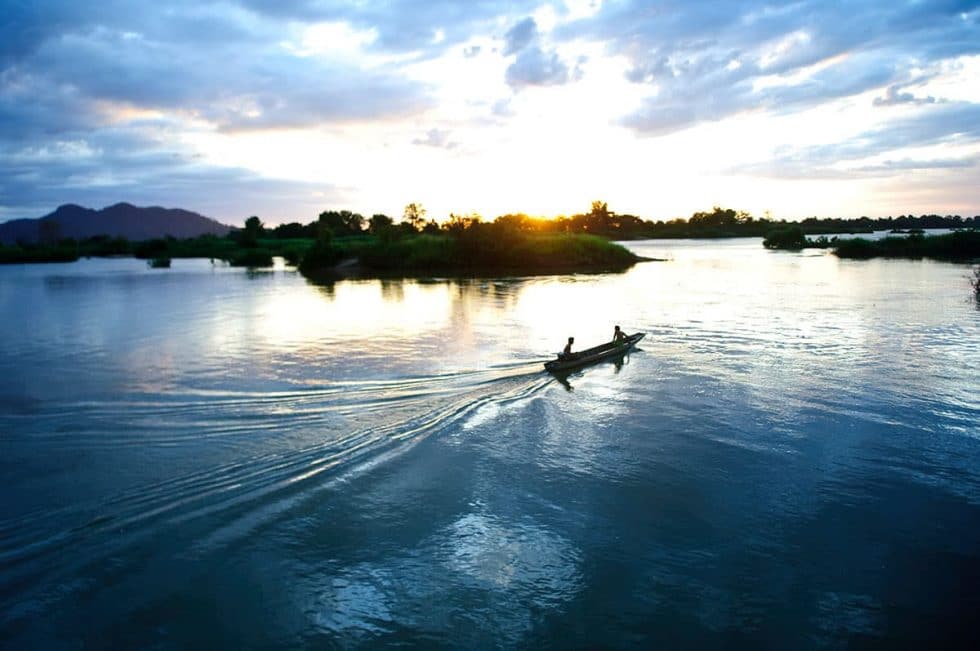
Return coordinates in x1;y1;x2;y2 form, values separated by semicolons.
0;203;232;244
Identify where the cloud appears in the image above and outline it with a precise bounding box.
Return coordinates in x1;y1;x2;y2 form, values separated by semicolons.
237;0;535;56
503;17;538;55
8;18;433;132
565;0;980;135
412;128;459;149
873;84;940;107
500;16;579;90
3;1;980;221
854;156;978;172
736;101;980;179
0;119;341;223
506;46;573;88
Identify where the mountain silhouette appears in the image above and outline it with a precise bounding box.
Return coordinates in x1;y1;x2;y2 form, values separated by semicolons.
0;203;232;244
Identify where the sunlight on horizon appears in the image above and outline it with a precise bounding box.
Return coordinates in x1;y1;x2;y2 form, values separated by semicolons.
176;45;980;224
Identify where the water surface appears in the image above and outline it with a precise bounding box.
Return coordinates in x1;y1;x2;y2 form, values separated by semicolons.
1;239;978;648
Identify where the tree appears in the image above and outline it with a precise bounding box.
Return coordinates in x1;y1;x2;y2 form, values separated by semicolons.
403;203;426;232
689;206;739;228
242;215;264;248
444;212;481;237
495;213;533;233
369;213;394;235
318;210;364;237
273;222;312;239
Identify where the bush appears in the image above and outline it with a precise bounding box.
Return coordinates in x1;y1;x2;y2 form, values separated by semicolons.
298;235;342;274
834;230;980;260
832;238;878;259
227;248;274;267
763;226;806;250
133;238;169;258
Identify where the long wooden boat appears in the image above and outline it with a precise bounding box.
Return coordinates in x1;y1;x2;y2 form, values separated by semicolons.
544;332;645;372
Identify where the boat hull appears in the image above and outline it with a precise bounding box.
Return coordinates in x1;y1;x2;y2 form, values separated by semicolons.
544;333;645;372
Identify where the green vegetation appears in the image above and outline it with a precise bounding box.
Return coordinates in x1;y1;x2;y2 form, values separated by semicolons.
292;207;646;277
148;256;171;268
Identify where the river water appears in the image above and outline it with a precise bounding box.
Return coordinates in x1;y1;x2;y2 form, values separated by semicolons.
1;238;978;649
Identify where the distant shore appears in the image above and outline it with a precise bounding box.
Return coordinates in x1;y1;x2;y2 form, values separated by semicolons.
3;204;977;271
762;226;980;261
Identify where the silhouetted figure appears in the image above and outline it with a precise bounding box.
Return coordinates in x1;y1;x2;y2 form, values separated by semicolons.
613;325;628;343
561;336;575;358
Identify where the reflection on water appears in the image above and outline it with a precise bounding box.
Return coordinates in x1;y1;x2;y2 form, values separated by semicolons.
1;241;979;648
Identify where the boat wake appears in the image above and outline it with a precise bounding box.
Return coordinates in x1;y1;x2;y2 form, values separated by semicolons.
0;361;552;627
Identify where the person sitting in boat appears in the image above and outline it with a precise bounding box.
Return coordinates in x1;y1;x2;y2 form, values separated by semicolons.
613;325;628;344
560;336;575;359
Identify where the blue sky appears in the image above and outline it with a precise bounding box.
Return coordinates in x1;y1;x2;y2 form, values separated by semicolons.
1;0;978;225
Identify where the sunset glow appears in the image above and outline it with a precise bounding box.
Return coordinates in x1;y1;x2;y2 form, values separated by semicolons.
2;2;979;225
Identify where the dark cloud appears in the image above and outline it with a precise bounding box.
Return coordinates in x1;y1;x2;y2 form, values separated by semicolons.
9;16;433;132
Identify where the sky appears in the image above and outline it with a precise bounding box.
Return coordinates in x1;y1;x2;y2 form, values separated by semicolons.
1;0;979;226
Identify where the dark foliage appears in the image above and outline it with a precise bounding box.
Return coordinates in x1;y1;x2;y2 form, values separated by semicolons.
833;231;980;261
0;240;79;263
763;226;807;250
318;210;365;237
227;248;274;267
298;228;343;275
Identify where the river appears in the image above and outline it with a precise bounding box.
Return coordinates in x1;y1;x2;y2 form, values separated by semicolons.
1;238;978;648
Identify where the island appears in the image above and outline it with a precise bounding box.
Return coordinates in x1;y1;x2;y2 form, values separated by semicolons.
762;225;980;261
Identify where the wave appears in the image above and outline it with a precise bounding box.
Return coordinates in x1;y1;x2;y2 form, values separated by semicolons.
0;361;552;626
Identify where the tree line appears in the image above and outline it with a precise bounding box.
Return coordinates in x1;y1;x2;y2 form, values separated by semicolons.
256;203;979;242
3;200;977;267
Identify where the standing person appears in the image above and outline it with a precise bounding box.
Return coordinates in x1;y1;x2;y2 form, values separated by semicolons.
613;325;628;343
562;336;574;357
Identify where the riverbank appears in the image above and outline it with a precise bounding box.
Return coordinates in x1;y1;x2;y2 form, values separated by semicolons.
0;231;655;277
